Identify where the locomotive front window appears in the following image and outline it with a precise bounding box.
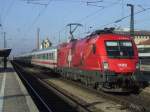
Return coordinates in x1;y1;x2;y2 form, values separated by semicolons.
105;41;134;58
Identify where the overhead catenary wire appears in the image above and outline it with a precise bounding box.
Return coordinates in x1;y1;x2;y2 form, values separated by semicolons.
24;0;52;37
51;0;123;43
26;2;48;6
100;7;150;28
23;0;50;6
75;4;150;37
2;0;16;27
77;0;122;23
56;0;122;33
24;0;121;41
21;0;150;45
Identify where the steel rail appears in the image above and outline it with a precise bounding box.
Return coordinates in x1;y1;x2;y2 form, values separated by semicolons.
13;61;148;112
13;62;92;112
12;62;53;112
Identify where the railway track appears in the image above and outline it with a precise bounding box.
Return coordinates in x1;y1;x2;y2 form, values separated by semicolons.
12;61;150;112
55;78;149;112
12;61;92;112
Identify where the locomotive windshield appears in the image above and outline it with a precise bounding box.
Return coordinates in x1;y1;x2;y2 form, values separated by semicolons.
105;41;134;58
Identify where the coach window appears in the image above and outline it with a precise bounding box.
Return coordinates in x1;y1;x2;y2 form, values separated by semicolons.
46;53;48;59
48;53;50;59
44;54;46;59
52;53;54;60
50;53;52;59
45;54;47;59
51;53;53;59
49;53;51;59
46;54;48;59
51;53;53;60
41;54;43;59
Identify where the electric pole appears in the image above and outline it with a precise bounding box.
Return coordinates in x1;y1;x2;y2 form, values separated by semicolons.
37;28;40;49
127;4;134;37
4;32;6;48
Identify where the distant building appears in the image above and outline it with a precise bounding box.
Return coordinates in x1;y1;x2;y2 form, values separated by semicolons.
40;38;52;49
115;29;150;45
115;29;150;57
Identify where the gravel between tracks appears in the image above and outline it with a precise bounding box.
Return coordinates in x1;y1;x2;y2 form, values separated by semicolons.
17;64;150;112
24;66;129;112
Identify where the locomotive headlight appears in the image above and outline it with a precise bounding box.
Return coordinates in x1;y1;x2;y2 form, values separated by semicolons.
136;63;140;69
103;62;109;70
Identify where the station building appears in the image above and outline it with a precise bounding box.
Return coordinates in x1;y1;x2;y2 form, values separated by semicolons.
115;29;150;47
115;30;150;44
115;29;150;59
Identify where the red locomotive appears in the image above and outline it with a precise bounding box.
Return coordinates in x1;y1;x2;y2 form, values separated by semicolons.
57;28;144;92
15;28;147;92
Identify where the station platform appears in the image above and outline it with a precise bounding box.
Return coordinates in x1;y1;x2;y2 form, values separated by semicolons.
0;62;39;112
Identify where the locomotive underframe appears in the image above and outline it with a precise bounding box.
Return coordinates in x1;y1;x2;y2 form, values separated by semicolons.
56;67;147;92
102;70;144;92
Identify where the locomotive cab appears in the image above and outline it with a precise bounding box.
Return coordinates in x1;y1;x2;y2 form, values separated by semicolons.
98;35;145;92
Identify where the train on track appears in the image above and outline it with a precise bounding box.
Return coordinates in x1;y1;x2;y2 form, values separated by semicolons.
14;28;148;93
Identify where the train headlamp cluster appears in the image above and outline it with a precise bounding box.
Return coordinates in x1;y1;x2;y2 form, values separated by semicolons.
103;62;109;70
136;63;140;69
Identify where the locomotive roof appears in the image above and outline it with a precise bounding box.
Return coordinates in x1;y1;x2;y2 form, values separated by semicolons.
89;27;115;37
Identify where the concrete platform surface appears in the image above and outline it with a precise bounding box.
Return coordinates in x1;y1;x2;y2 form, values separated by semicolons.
0;62;39;112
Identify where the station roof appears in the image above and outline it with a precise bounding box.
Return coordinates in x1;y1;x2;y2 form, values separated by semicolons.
0;48;11;57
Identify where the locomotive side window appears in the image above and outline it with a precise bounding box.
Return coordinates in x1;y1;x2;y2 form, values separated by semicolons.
92;44;96;54
105;41;134;58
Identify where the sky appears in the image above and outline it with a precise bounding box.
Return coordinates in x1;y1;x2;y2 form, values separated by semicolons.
0;0;150;56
